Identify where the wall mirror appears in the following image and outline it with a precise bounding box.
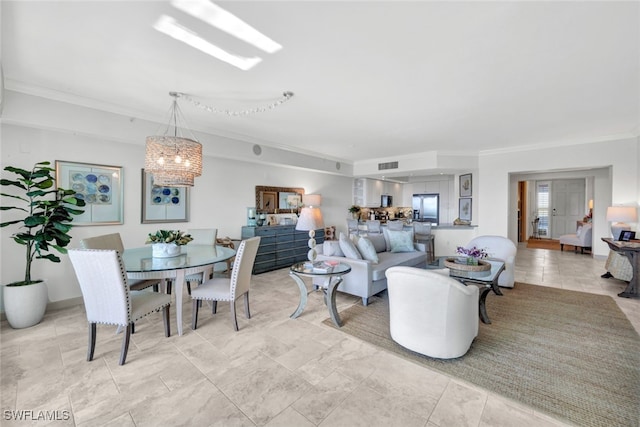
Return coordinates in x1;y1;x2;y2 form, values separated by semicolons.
255;186;304;214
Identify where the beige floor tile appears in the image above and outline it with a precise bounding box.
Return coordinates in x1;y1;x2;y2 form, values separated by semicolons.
1;245;637;427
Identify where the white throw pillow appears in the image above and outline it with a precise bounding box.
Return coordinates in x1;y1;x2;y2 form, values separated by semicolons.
323;240;344;257
383;227;414;251
576;226;582;237
339;232;362;260
354;236;379;263
387;230;415;253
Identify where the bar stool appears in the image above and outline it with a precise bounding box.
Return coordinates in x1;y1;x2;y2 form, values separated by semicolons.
414;222;435;263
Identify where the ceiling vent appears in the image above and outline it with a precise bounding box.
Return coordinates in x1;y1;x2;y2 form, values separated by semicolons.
378;161;399;171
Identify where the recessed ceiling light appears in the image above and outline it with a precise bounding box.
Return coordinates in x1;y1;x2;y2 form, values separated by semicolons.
154;15;262;70
171;0;282;54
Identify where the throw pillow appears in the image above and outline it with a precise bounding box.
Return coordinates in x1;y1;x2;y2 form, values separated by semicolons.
323;240;344;257
383;227;414;251
388;230;415;253
368;233;387;253
576;226;582;237
354;236;379;263
339;232;362;260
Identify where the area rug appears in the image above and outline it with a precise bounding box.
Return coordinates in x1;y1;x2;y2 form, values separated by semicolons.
323;283;640;427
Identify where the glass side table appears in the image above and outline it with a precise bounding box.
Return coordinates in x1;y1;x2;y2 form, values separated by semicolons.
289;262;352;327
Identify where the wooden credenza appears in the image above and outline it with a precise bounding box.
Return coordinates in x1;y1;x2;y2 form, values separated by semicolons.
241;225;325;274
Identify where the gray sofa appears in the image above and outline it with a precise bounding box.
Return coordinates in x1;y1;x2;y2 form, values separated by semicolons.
314;231;428;305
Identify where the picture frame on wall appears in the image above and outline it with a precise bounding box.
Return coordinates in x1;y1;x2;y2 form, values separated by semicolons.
55;160;124;225
459;198;472;221
460;173;472;197
141;170;189;223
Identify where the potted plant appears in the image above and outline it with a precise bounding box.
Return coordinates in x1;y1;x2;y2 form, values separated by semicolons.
348;205;361;219
146;230;193;258
1;161;85;328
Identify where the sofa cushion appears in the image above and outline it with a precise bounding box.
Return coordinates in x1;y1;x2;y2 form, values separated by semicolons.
370;251;428;281
383;227;414;251
339;232;362;260
354;236;379;264
323;240;344;257
368;233;387;253
388;230;415;253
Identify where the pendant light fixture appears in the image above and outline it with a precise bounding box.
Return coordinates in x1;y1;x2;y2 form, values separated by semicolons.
145;92;202;187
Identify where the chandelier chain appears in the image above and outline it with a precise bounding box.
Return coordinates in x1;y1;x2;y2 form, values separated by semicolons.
175;92;294;117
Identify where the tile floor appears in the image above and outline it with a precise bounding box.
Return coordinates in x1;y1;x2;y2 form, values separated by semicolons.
2;245;639;426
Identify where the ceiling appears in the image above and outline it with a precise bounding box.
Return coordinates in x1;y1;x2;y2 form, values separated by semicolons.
2;1;639;170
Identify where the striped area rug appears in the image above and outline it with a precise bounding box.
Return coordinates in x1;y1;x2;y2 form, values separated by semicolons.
324;283;640;427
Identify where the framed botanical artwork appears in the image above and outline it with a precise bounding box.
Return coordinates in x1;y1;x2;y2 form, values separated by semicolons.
55;160;124;225
460;173;472;197
459;198;472;221
141;170;189;223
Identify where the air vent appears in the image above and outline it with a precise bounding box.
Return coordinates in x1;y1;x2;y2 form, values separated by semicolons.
378;161;398;171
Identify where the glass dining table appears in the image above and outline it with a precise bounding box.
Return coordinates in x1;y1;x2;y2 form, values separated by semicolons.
122;244;236;336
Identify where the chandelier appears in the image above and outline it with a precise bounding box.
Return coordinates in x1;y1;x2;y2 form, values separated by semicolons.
145;92;202;187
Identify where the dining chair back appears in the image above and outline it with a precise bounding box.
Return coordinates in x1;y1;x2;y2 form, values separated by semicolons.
183;228;219;294
190;236;261;331
366;220;381;234
68;249;171;365
80;233;160;292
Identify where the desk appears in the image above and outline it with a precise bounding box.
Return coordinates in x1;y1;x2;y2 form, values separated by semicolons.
426;257;505;324
123;244;236;335
289;262;351;327
601;238;640;299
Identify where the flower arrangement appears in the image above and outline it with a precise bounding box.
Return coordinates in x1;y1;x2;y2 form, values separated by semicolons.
348;205;361;213
146;230;193;246
456;246;488;259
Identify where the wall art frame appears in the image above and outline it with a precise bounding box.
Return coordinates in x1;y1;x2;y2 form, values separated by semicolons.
460;173;472;197
55;160;124;225
141;170;189;224
459;198;472;221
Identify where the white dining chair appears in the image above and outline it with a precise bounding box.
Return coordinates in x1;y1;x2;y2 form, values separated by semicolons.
181;228;218;295
190;237;260;331
80;233;161;292
68;249;172;365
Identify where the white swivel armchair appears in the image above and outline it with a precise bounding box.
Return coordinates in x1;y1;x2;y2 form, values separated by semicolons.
465;235;517;288
386;266;479;359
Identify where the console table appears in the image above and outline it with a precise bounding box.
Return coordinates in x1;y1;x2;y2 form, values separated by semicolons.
241;225;325;274
601;237;640;298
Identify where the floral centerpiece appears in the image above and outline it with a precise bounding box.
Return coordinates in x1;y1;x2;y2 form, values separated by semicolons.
456;246;488;265
146;230;193;258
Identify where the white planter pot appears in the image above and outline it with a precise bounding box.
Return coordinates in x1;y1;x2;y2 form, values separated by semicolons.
152;243;182;258
3;280;48;329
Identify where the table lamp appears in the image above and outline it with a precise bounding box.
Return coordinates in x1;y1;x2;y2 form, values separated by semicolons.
606;206;637;240
296;194;324;262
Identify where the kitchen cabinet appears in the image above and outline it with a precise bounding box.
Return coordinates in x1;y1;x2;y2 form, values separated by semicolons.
353;178;384;207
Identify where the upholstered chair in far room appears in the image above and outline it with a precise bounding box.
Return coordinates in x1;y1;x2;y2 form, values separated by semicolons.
68;249;171;365
79;233;160;292
366;219;381;234
386;266;478;359
191;237;261;331
559;223;592;254
465;235;517;288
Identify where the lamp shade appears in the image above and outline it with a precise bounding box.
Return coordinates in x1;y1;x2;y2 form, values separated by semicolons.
606;206;637;223
296;207;324;231
145;136;202;187
303;194;322;207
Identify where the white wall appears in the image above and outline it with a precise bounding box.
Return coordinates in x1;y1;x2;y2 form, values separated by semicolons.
477;137;639;256
1;123;354;311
